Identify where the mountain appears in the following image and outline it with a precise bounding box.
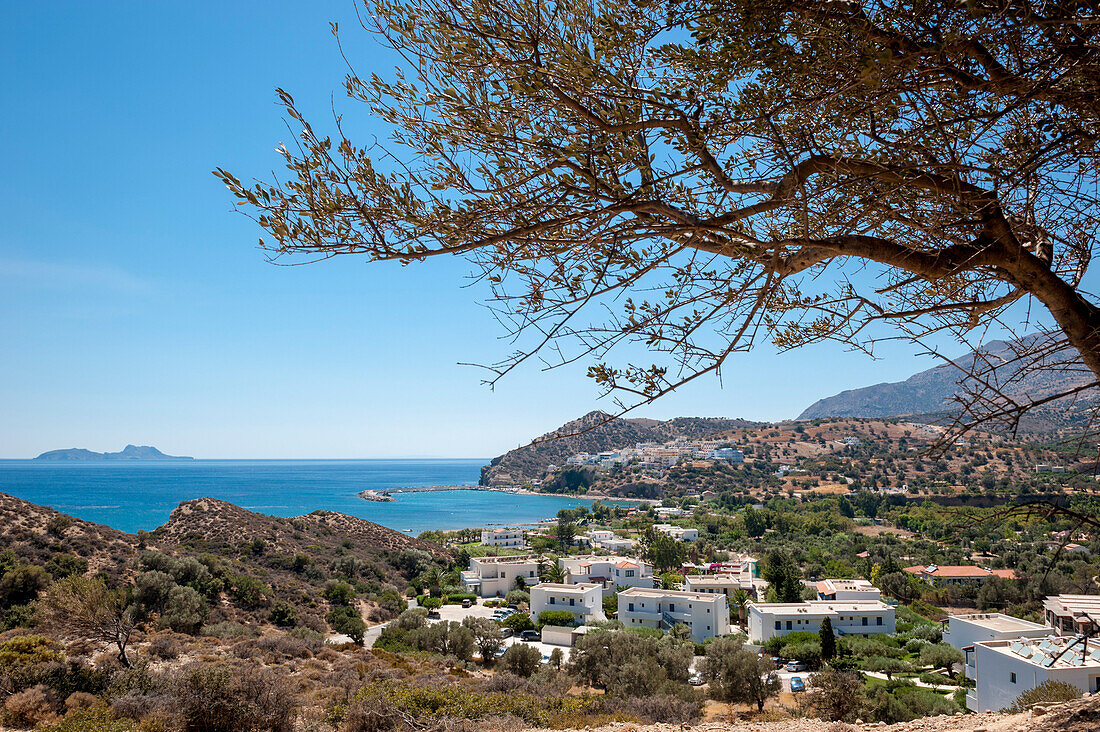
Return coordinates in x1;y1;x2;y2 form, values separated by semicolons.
480;410;759;485
799;337;1097;421
33;444;194;460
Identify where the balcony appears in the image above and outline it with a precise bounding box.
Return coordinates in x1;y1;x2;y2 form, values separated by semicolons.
624;608;662;622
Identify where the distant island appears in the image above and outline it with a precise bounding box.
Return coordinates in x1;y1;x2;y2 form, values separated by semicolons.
33;444;194;461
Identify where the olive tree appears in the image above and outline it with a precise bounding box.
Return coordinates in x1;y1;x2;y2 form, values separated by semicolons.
221;0;1100;445
40;576;136;667
702;636;778;711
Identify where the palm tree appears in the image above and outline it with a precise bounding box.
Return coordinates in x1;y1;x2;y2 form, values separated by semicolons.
420;566;443;597
543;563;568;584
732;588;750;625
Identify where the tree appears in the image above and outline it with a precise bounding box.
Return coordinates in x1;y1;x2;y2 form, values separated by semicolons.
762;550;803;603
463;616;505;665
501;643;541;677
743;510;767;539
731;588;750;624
556;516;577;551
542;563;568;584
863;655;911;680
0;565;49;607
819;617;837;661
807;668;865;723
40;576;136;667
161;585;208;635
702;636;778;711
571;629;693;696
919;643;964;674
328;605;367;644
222;0;1100;445
643;531;687;573
269;601;300;628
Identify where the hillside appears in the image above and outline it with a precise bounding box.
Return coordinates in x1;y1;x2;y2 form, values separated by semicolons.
34;444;194;460
799;337;1097;421
480;411;759;485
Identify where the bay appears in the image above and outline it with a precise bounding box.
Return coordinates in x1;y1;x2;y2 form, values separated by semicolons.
0;459;609;535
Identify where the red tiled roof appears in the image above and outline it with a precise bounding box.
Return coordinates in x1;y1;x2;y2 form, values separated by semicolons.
904;565;994;579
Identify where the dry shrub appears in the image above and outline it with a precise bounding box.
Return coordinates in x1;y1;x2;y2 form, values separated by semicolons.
147;633;184;660
2;684;61;728
64;691;100;712
169;663;298;732
233;633;320;661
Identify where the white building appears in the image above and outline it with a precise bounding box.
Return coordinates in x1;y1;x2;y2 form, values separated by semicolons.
1043;595;1100;636
617;587;730;642
461;555;540;598
943;613;1050;678
530;582;606;624
558;555;653;595
654;524;699;542
815;579;881;602
589;530;637;553
684;573;764;600
747;601;895;643
480;527;526;549
968;635;1100;712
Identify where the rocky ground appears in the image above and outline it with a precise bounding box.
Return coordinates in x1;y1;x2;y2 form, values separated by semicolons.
531;695;1100;732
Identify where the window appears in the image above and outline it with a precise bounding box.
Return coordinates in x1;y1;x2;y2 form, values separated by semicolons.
569;598;575;606
1010;672;1017;684
775;621;781;630
876;617;883;626
669;603;675;612
626;570;635;577
786;621;792;630
550;597;555;604
862;617;869;626
628;603;635;612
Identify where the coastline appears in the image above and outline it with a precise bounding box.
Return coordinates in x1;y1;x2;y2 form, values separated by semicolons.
357;484;655;505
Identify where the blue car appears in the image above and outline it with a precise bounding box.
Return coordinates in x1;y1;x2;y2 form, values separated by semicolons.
789;677;804;692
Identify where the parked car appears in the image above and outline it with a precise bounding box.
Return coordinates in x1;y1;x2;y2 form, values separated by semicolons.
787;661;808;672
520;630;539;642
789;677;804;692
427;610;441;619
500;628;513;638
688;672;706;686
461;599;472;608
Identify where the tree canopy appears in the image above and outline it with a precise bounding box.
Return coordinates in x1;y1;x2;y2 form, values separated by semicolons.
220;0;1100;437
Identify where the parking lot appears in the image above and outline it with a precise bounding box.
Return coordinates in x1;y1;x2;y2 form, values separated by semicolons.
421;600;577;663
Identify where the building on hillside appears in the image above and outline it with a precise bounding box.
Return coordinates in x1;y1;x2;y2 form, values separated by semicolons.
903;564;1016;586
480;528;525;549
967;635;1100;712
815;579;881;602
530;582;606;624
654;524;699;542
1043;595;1100;636
588;530;637;553
617;587;730;642
941;614;1050;678
461;555;539;598
707;447;744;462
683;573;768;600
558;555;653;595
747;601;895;643
655;506;688;519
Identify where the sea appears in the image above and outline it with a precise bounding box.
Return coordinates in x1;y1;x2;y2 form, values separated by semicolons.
0;459;611;536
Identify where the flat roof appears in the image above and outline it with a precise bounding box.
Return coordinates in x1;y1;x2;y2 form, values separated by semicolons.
750;600;890;613
949;613;1047;632
472;555;538;564
687;575;747;586
980;636;1100;670
619;587;724;600
534;582;602;591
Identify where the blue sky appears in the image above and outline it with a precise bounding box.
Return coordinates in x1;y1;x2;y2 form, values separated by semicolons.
0;1;983;459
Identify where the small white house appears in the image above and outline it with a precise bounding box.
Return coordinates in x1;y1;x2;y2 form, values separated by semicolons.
559;555;653;595
654;524;698;542
461;555;539;598
815;579;881;602
480;527;526;549
968;636;1100;712
530;582;606;624
747;601;895;643
617;587;730;642
943;613;1050;678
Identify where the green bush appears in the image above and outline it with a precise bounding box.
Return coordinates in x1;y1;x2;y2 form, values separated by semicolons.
502;613;536;632
269;601;300;628
37;707;135;732
445;593;477;604
537;610;578;628
1006;679;1082;712
500;644;542;677
328;606;367;644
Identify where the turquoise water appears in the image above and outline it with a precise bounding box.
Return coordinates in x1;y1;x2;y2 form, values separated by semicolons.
0;459;604;535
